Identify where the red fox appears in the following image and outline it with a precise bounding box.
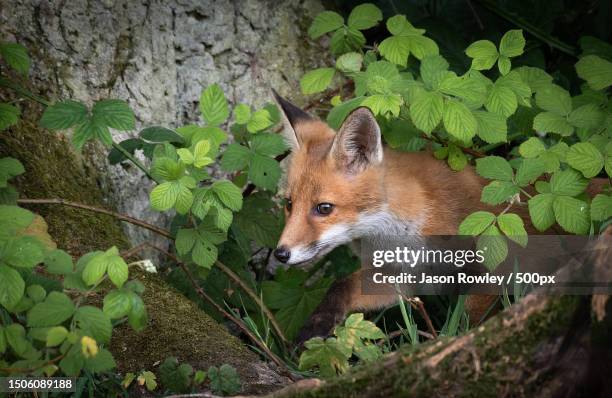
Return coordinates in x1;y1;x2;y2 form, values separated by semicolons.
270;90;600;345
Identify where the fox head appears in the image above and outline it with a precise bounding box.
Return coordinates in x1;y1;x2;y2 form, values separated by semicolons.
271;91;386;265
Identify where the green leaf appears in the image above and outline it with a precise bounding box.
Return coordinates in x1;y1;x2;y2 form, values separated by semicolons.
208;364;242;396
211;180;243;211
74;306;112;344
327;96;365;130
515;157;546;186
553;196;590;234
408;35;439;60
107;255;129;288
386;15;422;36
335;314;384;352
420;55;449;89
497;213;527;247
0;157;25;188
330;27;366;55
84;348;116;372
250;133;287;157
550;169;588;196
535;84;572;115
40;100;88;130
82;252;108;286
300;68;336;95
458;211;496;235
0;42;30;74
27;292;75;327
233;104;252;124
347;3;382;30
465;40;498;70
443;99;477;141
0;103;20;130
139;126;185;144
2;236;44;268
528;193;556;231
199;84;229;126
486;82;517;117
26;285;46;303
447;143;467;171
150;181;189;212
568;104;604;129
378;36;411;67
103;289;132;319
566;142;604;178
308;11;344;39
159;357;193;393
176;228;197;257
497;55;511;75
481;180;520;205
362;94;402;117
247;109;274;133
499;30;525;57
249;153;281;191
409;91;443;134
220;143;252;172
0;264;25;308
575;55;612;90
518;137;546;158
45;249;74;275
336;52;363;73
127;293;148;331
591;194;612;221
515;66;553;93
439;73;487;105
533;112;574;136
46;326;68;347
475;156;513;181
92;99;135;130
477;225;508;270
73;117;112;149
299;337;350;377
192;237;218;268
473;110;507;144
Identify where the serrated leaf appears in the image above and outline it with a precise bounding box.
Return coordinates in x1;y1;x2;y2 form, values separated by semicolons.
0;264;25;308
92;99;135;130
330;27;366;56
475;156;513;181
221;143;252;171
175;228;197;256
308;11;344;39
299;337;350;378
465;40;498;70
533;112;574;136
27;292;75;327
362;94;402;116
566;142;604;178
553;196;590;234
200;84;229;126
497;213;527;247
74;306;112;344
473;110;507;144
443;99;477;141
73;117;112;149
139;126;185;144
458;211;496;235
447;144;467;171
591;194;612;221
103;289;132;319
481;180;520;205
250;133;287;157
0;42;30;74
420;54;449;89
378;36;411;67
498;55;511;75
127;293;147;331
486;83;517;117
515;157;545;186
499;30;525;57
347;3;382;30
46;326;68;347
477;225;508;270
0;103;20;130
209;364;241;396
192;238;218;268
515;66;553;93
518;137;546;158
550;169;588;196
39;100;88;130
211;180;242;211
2;236;44;268
233;104;251;124
336;52;363;73
300;68;336;95
107;255;128;288
528;193;555;231
45;249;74;275
409;91;443;134
249;153;281;191
536;84;572;115
247;109;274;133
575;55;612;90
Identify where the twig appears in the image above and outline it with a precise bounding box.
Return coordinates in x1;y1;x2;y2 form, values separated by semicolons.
17;198;173;239
378;329;435;345
401;295;438;339
177;260;296;380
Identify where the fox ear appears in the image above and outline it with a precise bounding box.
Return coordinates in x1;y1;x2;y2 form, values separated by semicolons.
271;89;312;150
332;107;383;173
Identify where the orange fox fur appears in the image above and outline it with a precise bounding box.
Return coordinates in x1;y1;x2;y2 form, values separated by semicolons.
270;91;601;344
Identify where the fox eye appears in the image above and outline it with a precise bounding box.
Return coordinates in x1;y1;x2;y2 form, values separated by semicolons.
285;198;292;212
315;203;334;216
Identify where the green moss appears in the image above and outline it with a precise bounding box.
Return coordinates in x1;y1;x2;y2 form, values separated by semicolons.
107;269;281;394
0;117;129;255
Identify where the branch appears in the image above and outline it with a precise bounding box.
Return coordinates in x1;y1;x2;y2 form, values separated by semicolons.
17;198;173;239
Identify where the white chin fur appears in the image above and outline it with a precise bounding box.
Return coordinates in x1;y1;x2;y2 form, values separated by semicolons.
286;224;352;265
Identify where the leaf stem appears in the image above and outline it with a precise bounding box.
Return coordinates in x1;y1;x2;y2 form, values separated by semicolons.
111;142;159;183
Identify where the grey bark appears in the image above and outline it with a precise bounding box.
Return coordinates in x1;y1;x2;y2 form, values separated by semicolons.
1;0;326;250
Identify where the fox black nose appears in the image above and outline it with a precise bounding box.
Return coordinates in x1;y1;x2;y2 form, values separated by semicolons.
274;247;291;263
